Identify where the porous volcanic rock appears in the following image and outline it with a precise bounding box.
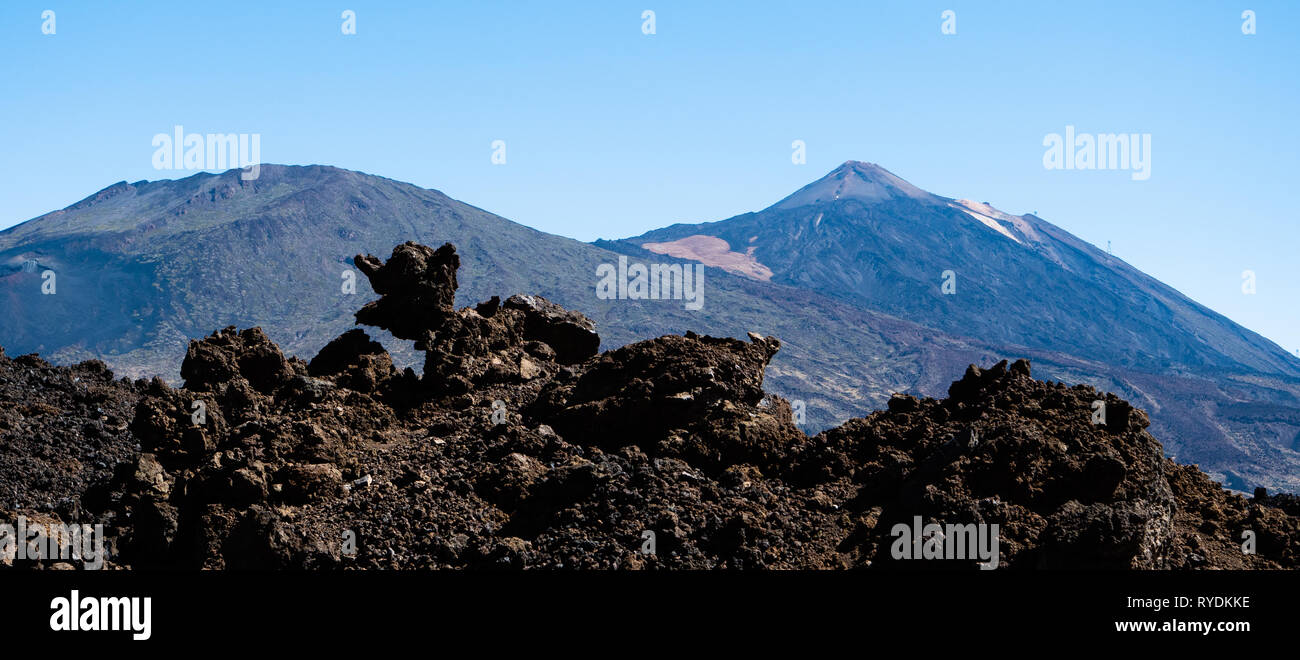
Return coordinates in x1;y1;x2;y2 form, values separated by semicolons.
2;242;1297;570
0;351;141;556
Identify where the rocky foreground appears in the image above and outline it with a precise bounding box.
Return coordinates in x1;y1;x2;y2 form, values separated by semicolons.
2;242;1298;569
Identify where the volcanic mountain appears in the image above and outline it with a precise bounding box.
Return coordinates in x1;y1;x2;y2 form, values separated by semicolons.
609;161;1300;491
618;161;1297;376
3;164;1299;491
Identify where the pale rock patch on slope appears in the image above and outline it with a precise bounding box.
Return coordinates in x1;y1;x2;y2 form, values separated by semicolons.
642;234;774;281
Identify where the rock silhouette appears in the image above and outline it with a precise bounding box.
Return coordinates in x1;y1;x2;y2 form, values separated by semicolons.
1;242;1296;569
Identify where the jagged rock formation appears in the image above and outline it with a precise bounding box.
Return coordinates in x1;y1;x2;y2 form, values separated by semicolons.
2;242;1297;569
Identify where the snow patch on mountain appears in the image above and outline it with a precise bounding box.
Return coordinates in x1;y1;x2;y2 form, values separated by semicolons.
956;207;1022;244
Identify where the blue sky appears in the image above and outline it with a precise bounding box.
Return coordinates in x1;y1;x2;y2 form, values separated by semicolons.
2;1;1298;354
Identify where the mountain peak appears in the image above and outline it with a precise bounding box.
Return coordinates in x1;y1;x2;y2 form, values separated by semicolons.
839;159;886;172
772;161;933;210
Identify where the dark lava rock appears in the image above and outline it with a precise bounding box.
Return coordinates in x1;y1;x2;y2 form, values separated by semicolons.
181;326;295;395
2;241;1297;571
309;329;397;394
502;294;599;364
353;241;459;340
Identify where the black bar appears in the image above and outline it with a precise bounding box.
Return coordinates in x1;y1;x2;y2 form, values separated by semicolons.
1;570;1289;645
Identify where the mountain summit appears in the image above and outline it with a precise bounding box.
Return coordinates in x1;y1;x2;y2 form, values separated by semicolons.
773;161;933;209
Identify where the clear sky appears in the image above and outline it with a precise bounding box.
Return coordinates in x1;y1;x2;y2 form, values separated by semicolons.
2;1;1298;355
